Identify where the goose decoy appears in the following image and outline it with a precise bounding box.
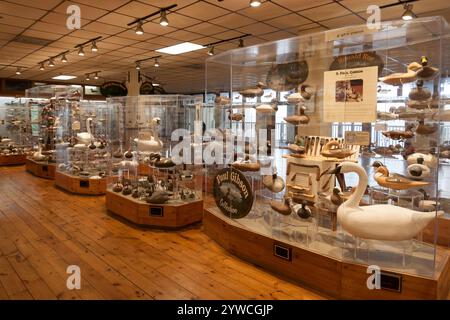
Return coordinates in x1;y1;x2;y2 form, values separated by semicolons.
320;140;355;159
416;120;438;135
283;105;310;125
325;162;443;241
291;200;311;219
270;198;291;216
409;80;431;100
379;62;421;86
76;117;94;145
406;157;431;180
239;82;266;98
372;161;429;190
416;56;439;80
262;173;285;193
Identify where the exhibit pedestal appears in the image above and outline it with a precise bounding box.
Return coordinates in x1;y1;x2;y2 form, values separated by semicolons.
423;216;450;247
106;190;203;228
55;171;106;195
203;207;450;299
25;158;56;179
0;154;27;166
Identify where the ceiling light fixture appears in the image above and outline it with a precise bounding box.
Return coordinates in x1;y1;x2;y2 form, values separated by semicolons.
48;58;55;67
157;42;204;55
52;75;77;80
154;59;159;67
94;72;99;80
78;46;85;56
91;41;98;52
250;0;262;7
238;38;244;48
135;20;144;35
85;74;90;81
135;61;141;70
207;46;215;56
160;10;169;27
39;62;45;71
402;4;415;20
61;54;68;63
15;67;21;75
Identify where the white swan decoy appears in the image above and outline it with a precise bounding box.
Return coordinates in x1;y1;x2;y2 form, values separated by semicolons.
76;117;93;146
134;117;163;153
326;162;443;241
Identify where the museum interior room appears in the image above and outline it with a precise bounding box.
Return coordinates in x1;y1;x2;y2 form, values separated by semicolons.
2;0;450;302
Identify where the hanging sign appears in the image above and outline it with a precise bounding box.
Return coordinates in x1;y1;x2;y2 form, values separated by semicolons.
140;81;154;95
100;81;128;97
323;66;378;123
329;52;384;76
213;168;254;219
266;60;309;91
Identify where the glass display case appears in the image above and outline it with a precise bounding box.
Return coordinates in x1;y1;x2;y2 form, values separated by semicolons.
25;85;82;179
105;95;205;228
204;16;450;299
54;99;111;194
0;97;31;165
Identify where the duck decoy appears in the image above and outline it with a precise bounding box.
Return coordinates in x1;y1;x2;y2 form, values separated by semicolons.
287;143;306;158
132;188;139;198
325;162;443;241
227;109;244;121
134;117;164;153
88;140;96;150
146;190;171;204
372;161;429;190
283;106;310;125
256;99;278;113
382;125;414;140
379;62;421;86
431;109;450;122
409;80;431;100
416;56;439;80
239;82;266;98
291;200;311;219
214;95;231;106
231;160;260;172
416;120;438;135
331;187;344;206
122;184;132;195
321;140;355;159
112;182;123;192
124;146;133;159
377;111;399;121
406;157;431;180
373;145;397;157
112;149;123;159
270;198;292;216
407;152;437;168
262;173;285;193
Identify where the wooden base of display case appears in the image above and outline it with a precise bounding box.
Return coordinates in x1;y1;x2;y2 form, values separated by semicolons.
106;190;203;228
54;171;106;195
25;158;56;179
203;208;450;299
0;154;27;166
423;216;450;247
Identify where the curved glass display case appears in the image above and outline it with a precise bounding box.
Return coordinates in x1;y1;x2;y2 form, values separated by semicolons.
0;97;31;165
204;16;450;299
105;95;205;228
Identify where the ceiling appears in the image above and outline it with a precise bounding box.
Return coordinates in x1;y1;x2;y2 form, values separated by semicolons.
0;0;450;93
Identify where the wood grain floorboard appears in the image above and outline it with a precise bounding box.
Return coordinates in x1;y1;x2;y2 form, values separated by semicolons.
0;165;327;300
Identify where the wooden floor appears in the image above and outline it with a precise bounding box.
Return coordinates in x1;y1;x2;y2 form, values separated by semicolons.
0;165;326;300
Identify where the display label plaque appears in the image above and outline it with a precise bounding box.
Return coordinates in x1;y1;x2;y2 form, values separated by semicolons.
273;244;292;261
149;206;164;217
213;168;253;219
380;272;402;292
345;131;370;146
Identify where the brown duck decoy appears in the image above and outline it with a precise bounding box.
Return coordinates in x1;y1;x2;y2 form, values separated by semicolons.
231;160;260;172
283;106;310;125
270;198;291;216
382;127;414;140
416;56;439;80
215;95;231;106
239;82;265;98
330;187;343;206
321;140;355;159
227;109;244;121
112;182;123;192
372;161;430;190
287;143;306;158
379;62;421;86
146;190;171;204
416;120;438;135
409;80;431;100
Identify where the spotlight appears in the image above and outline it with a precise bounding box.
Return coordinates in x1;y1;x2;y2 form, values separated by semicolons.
154;59;159;67
94;72;99;80
86;74;90;81
15;67;21;75
250;0;261;7
402;4;415;21
39;63;45;71
78;46;85;56
135;20;144;35
91;41;98;52
160;10;169;26
207;46;214;56
61;54;68;63
238;38;244;48
135;61;141;70
48;58;55;67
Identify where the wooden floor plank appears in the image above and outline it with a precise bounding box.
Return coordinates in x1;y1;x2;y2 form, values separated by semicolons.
0;165;327;300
